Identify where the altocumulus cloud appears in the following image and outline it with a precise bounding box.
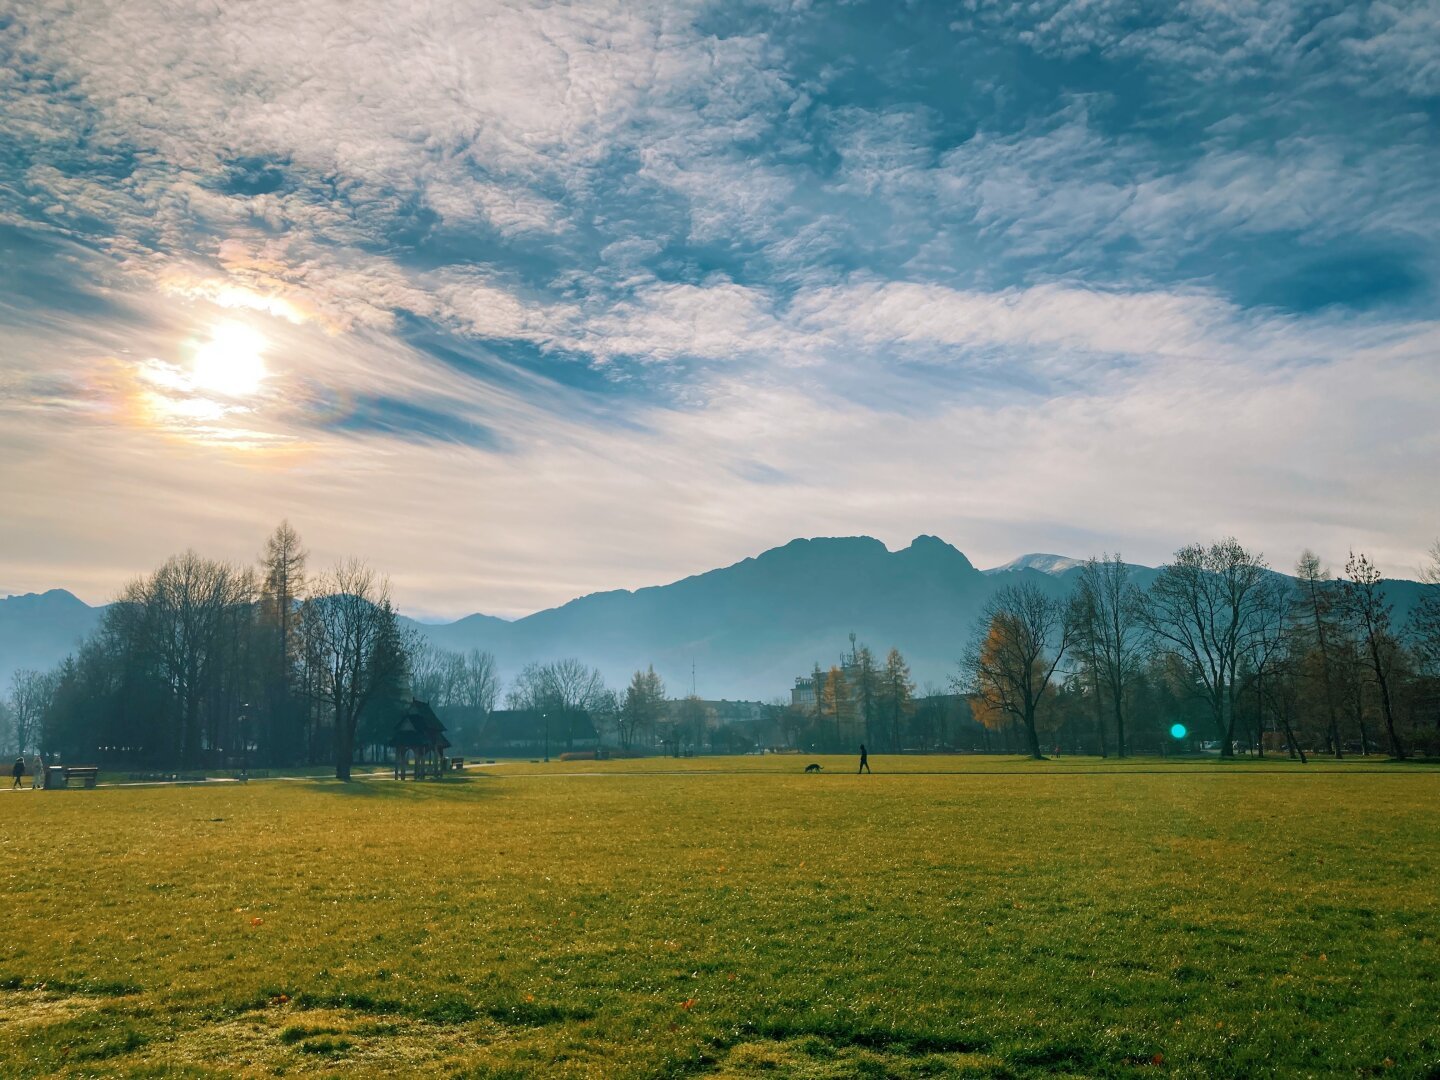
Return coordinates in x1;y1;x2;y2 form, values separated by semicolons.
0;0;1437;615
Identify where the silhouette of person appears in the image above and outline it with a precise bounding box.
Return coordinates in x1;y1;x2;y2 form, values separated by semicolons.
858;744;870;774
11;756;24;789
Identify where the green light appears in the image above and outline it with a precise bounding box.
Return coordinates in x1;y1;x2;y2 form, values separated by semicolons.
1170;723;1187;740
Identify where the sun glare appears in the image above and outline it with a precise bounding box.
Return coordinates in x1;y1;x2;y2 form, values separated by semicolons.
191;321;268;397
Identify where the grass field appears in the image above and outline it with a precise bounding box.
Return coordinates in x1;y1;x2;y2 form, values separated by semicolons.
2;755;1438;1078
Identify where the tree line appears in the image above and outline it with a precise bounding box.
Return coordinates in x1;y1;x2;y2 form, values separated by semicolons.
0;523;692;772
962;540;1440;761
5;529;1437;770
0;525;426;779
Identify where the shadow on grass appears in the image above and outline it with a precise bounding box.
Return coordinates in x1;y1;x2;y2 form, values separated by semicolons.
304;773;502;800
0;974;141;997
747;1018;990;1057
244;986;591;1029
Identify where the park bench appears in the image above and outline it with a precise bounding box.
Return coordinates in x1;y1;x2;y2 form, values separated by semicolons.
62;766;99;788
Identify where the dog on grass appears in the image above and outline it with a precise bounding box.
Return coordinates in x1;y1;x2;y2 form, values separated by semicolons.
804;763;822;773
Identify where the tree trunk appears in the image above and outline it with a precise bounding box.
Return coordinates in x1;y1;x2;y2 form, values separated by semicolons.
1255;672;1266;759
1113;697;1127;759
1090;668;1107;758
1277;706;1307;764
1214;690;1234;759
1374;669;1407;760
334;708;354;780
1022;709;1044;760
1307;584;1343;759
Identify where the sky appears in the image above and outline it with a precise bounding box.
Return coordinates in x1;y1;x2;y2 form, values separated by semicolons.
1;0;1437;620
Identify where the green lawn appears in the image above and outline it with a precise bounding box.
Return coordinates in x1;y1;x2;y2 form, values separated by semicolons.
1;756;1437;1077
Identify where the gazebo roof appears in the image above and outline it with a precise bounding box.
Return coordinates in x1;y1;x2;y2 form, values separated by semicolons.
390;699;451;749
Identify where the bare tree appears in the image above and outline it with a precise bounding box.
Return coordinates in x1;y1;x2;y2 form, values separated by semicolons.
508;659;606;752
142;552;258;767
1137;539;1272;759
1242;575;1300;760
1072;554;1144;757
409;642;465;707
961;581;1076;760
6;669;58;755
412;644;498;749
1293;550;1344;757
1410;540;1440;678
300;560;407;780
589;687;621;749
456;649;499;715
675;694;712;752
1339;551;1407;760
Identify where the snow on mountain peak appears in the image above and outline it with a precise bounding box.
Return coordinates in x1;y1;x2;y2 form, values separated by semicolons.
986;553;1085;576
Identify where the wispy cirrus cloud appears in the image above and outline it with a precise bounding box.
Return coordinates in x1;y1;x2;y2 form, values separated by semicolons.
0;0;1436;614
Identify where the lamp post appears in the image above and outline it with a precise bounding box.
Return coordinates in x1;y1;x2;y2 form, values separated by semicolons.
542;711;549;763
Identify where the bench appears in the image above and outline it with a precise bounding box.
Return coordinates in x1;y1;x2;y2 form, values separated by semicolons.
62;766;100;788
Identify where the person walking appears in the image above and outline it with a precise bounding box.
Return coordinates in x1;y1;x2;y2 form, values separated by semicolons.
858;743;871;774
11;756;24;789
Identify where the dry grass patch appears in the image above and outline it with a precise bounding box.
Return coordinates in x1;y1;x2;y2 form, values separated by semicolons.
1;757;1438;1077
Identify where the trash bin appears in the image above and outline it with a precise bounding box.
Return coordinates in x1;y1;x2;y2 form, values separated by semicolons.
44;765;68;789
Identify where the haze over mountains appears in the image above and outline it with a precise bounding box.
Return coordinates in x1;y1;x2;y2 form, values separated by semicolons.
3;536;1431;702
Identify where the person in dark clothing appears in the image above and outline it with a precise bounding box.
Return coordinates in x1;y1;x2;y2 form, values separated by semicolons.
858;744;870;774
11;756;24;789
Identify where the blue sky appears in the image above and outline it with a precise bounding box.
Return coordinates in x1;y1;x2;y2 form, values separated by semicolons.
1;0;1437;617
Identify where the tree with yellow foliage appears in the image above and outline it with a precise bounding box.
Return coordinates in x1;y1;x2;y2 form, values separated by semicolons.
960;582;1076;760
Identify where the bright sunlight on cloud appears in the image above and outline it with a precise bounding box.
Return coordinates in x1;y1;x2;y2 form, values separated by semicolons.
0;0;1436;613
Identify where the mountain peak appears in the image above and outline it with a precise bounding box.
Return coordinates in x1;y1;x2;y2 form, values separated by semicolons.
899;534;975;571
1;588;93;610
986;553;1085;576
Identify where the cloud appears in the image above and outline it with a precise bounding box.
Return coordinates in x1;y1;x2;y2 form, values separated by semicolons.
0;0;1436;622
957;0;1440;98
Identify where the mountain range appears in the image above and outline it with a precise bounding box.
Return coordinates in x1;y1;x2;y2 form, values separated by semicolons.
3;536;1432;701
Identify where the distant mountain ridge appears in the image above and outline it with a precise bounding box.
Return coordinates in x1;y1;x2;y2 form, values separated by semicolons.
0;589;105;681
4;538;1433;701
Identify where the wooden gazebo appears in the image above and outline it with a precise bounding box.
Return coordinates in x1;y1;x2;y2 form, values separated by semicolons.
391;699;451;780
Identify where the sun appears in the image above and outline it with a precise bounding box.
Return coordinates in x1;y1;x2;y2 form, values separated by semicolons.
191;321;268;397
